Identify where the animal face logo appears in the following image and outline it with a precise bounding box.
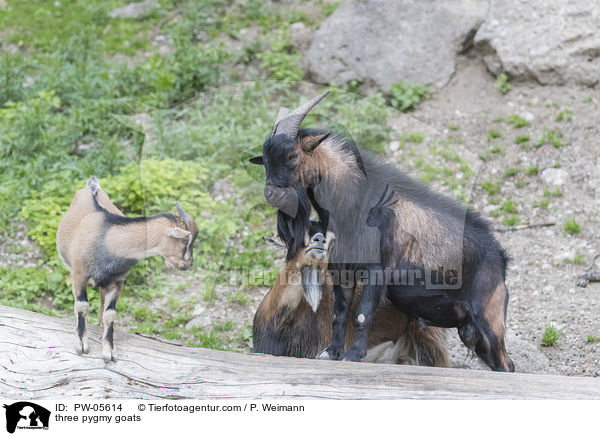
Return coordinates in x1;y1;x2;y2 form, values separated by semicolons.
3;402;50;434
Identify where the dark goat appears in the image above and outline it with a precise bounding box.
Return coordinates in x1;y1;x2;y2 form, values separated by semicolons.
250;91;515;371
253;221;448;366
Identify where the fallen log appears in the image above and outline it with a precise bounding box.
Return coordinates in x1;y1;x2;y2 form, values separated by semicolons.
1;305;599;400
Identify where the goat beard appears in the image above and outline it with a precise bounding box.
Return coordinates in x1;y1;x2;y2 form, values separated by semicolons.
276;187;311;262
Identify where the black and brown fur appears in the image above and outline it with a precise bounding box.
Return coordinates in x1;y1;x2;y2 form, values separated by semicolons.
253;221;448;366
251;95;515;372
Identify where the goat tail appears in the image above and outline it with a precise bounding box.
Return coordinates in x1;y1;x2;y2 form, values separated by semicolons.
405;319;449;367
87;175;100;197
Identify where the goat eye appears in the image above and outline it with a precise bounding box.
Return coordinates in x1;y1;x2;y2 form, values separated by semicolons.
288;153;297;162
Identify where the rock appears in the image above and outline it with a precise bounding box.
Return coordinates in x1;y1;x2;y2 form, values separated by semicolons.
541;168;569;186
186;306;212;329
389;140;401;152
289;22;312;52
306;0;488;90
108;1;160;19
474;0;600;86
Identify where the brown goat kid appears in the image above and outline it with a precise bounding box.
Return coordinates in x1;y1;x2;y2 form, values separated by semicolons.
253;221;448;366
57;176;198;362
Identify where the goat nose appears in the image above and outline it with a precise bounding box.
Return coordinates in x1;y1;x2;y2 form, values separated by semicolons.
312;233;326;243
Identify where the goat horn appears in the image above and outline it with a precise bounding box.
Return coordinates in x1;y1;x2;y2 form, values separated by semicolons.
272;90;331;138
375;184;390;208
176;201;191;226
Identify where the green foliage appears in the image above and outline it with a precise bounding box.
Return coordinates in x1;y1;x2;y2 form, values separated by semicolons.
566;253;585;265
388;81;433;112
494;73;512;94
542;326;562;346
586;335;600;344
564;218;581;235
487;129;502;141
536;129;566;148
500;199;518;213
481;181;500;196
515;135;530;144
322;1;341;16
258;33;304;83
407;132;424;143
555;108;573;122
526;165;539;176
506;115;530;128
504;168;519;178
502;215;518;226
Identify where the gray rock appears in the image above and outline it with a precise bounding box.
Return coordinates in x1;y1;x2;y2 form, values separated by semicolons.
475;0;600;86
186;306;212;329
306;0;488;90
108;1;160;19
289;22;312;52
541;168;569;186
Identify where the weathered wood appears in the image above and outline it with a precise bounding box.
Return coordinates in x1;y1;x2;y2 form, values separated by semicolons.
1;305;599;400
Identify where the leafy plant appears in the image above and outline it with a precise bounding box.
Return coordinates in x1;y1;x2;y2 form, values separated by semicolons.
388;81;433;112
494;73;512;94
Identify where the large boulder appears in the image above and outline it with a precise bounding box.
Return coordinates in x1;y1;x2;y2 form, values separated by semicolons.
306;0;488;90
474;0;600;86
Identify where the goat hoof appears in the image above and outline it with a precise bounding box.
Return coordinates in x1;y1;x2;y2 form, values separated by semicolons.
102;346;117;363
319;345;343;360
317;349;331;360
342;349;364;362
76;339;89;355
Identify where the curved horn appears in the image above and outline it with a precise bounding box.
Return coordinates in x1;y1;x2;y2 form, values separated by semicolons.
374;184;390;208
176;201;191;226
272;91;331;138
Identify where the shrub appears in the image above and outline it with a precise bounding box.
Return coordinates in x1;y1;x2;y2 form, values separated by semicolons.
388;81;433;112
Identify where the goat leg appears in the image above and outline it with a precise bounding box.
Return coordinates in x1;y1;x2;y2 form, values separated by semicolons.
342;265;386;362
102;281;123;363
318;280;354;360
71;271;90;354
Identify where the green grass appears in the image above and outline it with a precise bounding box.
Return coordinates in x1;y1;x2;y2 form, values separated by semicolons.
515;135;530;144
502;215;518;226
487;129;502;141
0;0;351;351
526;165;539;176
566;253;585;265
481;181;500;196
556;108;573;122
536;130;566;148
564;218;582;235
586;335;600;344
542;326;562;346
504;167;519;177
506;114;530;128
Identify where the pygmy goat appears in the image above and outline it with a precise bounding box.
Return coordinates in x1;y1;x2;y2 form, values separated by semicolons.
56;176;199;362
250;91;515;372
253;221;448;366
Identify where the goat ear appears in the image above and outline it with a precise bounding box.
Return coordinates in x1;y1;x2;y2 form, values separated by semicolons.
249;156;264;165
300;133;330;153
262;235;286;250
166;227;191;239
